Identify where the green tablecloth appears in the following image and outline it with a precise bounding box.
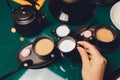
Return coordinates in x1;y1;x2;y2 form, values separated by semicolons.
0;0;120;80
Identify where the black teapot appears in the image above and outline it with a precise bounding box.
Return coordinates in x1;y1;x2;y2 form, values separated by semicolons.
7;0;46;36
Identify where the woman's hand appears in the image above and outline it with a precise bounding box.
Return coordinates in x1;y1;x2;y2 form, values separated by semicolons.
77;41;107;80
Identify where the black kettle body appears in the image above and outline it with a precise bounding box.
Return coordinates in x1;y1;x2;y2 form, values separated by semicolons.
49;0;95;25
7;0;46;36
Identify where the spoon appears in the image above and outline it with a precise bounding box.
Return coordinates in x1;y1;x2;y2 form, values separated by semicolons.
0;60;33;80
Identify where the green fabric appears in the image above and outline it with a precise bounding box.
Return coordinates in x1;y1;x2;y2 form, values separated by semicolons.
0;0;120;80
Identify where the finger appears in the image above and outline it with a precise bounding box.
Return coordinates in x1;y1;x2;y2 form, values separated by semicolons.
77;41;101;56
77;47;89;65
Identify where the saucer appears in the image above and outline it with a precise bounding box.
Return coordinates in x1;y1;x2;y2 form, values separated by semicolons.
17;43;57;69
110;1;120;30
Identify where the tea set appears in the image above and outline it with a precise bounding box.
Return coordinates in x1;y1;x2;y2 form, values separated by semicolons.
1;0;120;80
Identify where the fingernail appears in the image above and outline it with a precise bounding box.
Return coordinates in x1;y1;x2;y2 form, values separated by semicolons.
77;44;83;48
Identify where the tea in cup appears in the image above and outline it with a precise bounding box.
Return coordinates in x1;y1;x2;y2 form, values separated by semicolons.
95;24;118;52
33;36;58;59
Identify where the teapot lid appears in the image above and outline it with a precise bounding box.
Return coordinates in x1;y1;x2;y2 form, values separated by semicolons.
13;5;35;21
